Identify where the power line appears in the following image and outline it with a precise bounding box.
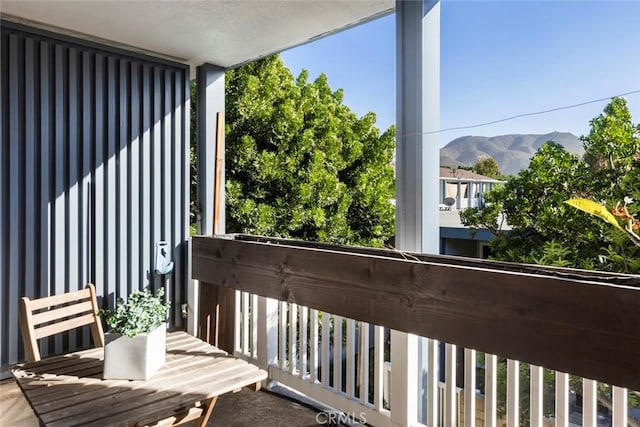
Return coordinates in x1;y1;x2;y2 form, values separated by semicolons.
402;89;640;137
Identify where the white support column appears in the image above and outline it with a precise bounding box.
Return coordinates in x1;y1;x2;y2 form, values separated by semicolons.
394;1;440;426
395;2;440;253
190;63;225;336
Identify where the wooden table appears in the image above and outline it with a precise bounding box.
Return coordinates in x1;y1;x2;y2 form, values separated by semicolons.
12;331;267;426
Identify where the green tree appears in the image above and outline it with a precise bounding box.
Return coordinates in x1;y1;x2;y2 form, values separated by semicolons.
224;55;395;247
461;97;640;274
473;156;504;179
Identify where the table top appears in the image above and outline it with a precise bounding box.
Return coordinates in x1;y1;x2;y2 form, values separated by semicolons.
12;331;267;427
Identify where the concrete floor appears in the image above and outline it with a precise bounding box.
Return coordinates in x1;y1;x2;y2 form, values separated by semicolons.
0;378;326;426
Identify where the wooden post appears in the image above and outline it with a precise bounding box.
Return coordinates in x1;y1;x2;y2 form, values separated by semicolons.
213;112;224;235
197;111;236;352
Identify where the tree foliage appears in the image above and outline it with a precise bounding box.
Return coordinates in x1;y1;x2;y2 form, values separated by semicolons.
461;97;640;274
224;55;395;247
473;156;504;179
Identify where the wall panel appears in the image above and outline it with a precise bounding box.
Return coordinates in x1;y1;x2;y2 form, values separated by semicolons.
0;21;190;378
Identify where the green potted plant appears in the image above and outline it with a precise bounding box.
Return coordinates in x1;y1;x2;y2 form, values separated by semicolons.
101;287;170;380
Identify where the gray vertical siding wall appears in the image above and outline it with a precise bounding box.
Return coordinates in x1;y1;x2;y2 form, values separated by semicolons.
0;22;190;378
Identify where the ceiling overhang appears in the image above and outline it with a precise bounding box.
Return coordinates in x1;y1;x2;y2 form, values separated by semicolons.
1;0;394;69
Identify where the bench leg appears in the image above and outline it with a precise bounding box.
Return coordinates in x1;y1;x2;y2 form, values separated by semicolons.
197;396;218;427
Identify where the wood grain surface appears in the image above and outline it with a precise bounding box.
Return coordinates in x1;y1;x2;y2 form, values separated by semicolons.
193;235;640;390
12;331;267;426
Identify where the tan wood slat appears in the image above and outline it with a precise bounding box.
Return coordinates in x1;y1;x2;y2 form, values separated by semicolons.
31;301;93;325
26;288;91;311
44;359;253;426
13;332;267;427
132;369;266;427
76;365;265;427
149;406;205;427
34;346;239;418
28;376;104;404
35;351;236;414
13;348;103;377
86;283;105;347
19;298;40;361
27;358;103;381
34;313;97;339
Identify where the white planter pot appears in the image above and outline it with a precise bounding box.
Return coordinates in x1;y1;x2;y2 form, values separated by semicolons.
103;323;166;380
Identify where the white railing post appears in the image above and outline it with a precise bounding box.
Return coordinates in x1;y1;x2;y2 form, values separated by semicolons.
346;319;356;398
321;311;330;387
289;303;298;375
485;354;497;427
390;330;418;426
444;343;457;427
333;315;343;393
530;365;543;427
612;386;628;427
257;296;278;373
310;309;319;383
359;322;370;406
234;291;241;354
464;348;476;427
555;372;569;427
251;294;258;358
506;359;519;427
300;307;308;379
374;325;385;412
279;301;287;370
582;379;597;427
427;338;439;427
241;292;249;354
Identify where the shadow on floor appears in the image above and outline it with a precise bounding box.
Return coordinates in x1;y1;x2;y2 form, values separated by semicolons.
214;387;324;427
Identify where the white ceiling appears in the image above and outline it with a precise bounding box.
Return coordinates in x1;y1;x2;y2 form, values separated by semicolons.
1;0;394;69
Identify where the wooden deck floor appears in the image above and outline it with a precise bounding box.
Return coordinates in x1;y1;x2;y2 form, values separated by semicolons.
0;378;325;426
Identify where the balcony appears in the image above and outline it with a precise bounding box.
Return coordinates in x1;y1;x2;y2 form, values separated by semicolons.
439;169;504;211
192;234;640;427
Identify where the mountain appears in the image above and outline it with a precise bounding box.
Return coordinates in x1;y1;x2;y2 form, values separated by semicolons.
440;132;584;175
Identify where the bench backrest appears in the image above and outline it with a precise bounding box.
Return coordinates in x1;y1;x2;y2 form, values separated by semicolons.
19;283;105;362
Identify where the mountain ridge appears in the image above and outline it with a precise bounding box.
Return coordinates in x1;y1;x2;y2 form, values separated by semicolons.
440;131;584;175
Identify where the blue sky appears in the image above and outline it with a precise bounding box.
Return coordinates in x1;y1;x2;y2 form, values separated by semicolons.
281;1;640;147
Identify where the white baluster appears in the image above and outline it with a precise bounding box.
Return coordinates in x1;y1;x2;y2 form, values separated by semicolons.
464;348;476;427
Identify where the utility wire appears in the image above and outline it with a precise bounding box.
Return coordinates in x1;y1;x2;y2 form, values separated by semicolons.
400;89;640;137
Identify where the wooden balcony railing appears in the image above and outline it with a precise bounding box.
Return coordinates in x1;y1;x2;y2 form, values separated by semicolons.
192;234;640;426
